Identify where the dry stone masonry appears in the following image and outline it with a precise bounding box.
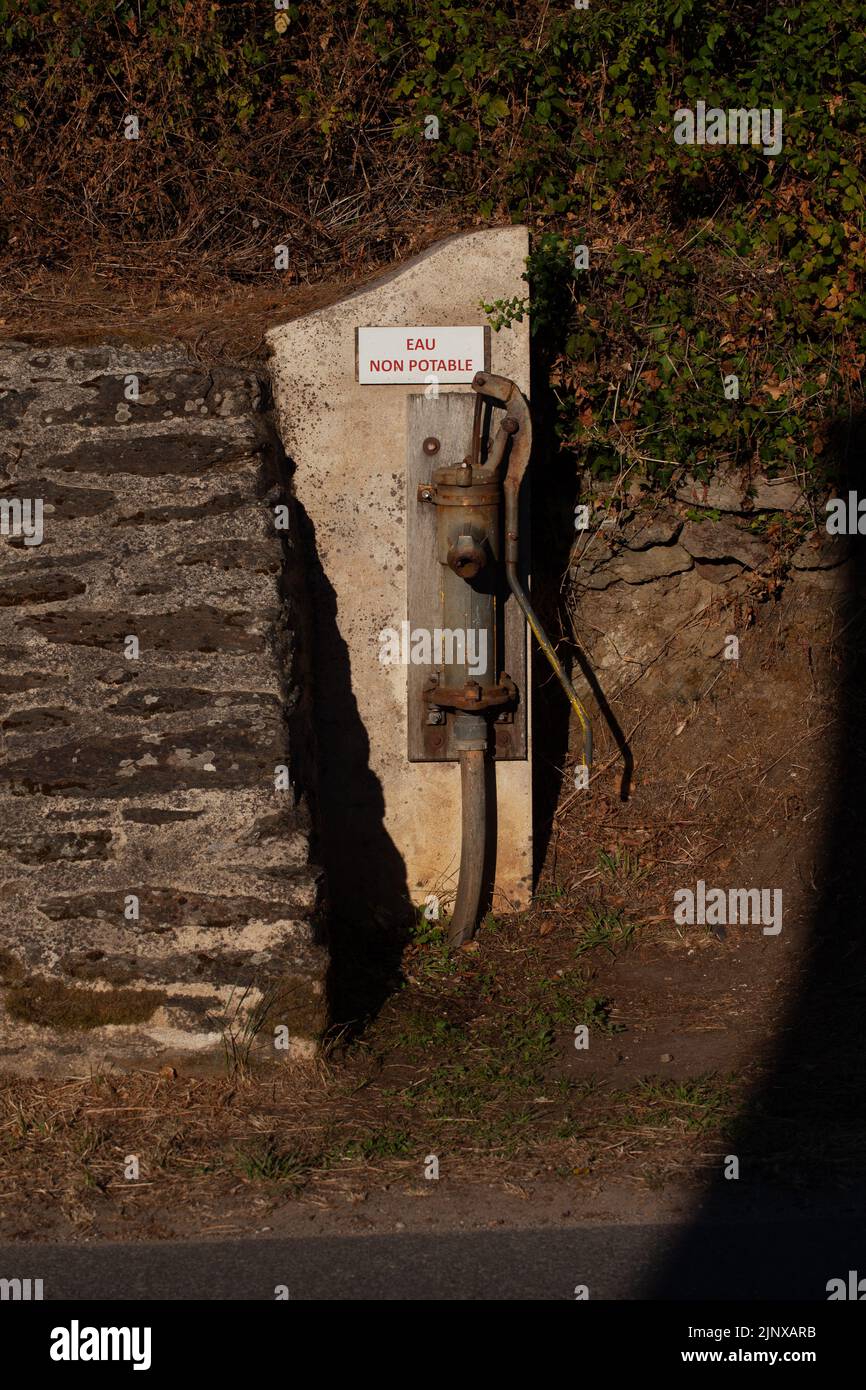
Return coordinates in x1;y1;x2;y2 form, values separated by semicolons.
0;341;326;1075
569;470;841;709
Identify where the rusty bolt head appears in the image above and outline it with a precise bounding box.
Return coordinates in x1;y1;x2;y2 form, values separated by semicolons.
465;680;482;702
422;436;440;455
417;484;433;503
503;416;519;435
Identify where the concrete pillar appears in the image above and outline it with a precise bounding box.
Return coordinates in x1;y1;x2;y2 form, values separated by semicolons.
266;228;532;932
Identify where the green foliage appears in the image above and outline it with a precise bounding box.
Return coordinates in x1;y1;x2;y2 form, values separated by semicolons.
235;1138;315;1186
341;1128;412;1160
596;847;646;886
627;1075;735;1131
479;295;527;331
575;907;637;957
411;906;446;946
577;994;623;1034
0;1;862;491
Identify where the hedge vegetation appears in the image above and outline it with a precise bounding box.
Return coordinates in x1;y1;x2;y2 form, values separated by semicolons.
1;0;863;490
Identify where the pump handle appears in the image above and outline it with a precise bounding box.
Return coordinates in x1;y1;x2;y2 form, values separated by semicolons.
471;372;593;772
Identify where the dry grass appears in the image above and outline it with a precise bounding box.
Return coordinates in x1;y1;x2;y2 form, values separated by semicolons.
0;1027;746;1241
2;547;847;1241
0;260;434;368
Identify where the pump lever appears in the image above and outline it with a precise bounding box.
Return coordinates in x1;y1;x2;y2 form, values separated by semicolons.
471;371;593;773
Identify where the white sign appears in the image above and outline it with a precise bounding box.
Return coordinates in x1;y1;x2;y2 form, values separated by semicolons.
356;326;486;384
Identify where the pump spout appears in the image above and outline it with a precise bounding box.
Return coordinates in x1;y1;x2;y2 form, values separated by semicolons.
447;712;488;947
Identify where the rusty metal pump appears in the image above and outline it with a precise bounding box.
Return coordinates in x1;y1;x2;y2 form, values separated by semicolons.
418;372;593;946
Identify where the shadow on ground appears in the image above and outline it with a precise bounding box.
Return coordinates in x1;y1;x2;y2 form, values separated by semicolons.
651;412;866;1298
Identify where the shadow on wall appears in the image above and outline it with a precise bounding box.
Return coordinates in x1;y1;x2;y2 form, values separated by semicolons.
269;358;638;1033
650;410;866;1299
276;443;413;1037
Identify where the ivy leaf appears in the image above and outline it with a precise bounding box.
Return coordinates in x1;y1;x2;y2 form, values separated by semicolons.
452;124;475;153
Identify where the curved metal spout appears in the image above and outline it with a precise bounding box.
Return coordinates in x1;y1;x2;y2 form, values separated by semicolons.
471;372;593;772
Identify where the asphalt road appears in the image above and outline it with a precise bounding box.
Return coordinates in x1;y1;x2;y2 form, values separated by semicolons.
3;1215;864;1300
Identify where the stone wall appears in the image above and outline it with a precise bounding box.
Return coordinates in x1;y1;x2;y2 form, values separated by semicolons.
569;470;839;708
0;341;326;1076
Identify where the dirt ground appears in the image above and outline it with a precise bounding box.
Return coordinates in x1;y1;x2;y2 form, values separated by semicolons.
1;525;855;1244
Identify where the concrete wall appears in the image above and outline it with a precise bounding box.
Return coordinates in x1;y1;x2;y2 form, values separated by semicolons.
0;341;326;1075
265;228;533;947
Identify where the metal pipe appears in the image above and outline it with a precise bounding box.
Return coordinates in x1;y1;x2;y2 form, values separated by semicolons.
443;373;595;948
472;371;593;773
448;712;488;946
505;558;593;769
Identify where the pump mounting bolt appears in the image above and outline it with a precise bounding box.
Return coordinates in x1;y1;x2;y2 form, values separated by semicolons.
417;484;433;503
422;436;440;455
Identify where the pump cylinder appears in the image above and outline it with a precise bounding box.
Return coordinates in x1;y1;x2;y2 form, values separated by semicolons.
433;479;500;692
